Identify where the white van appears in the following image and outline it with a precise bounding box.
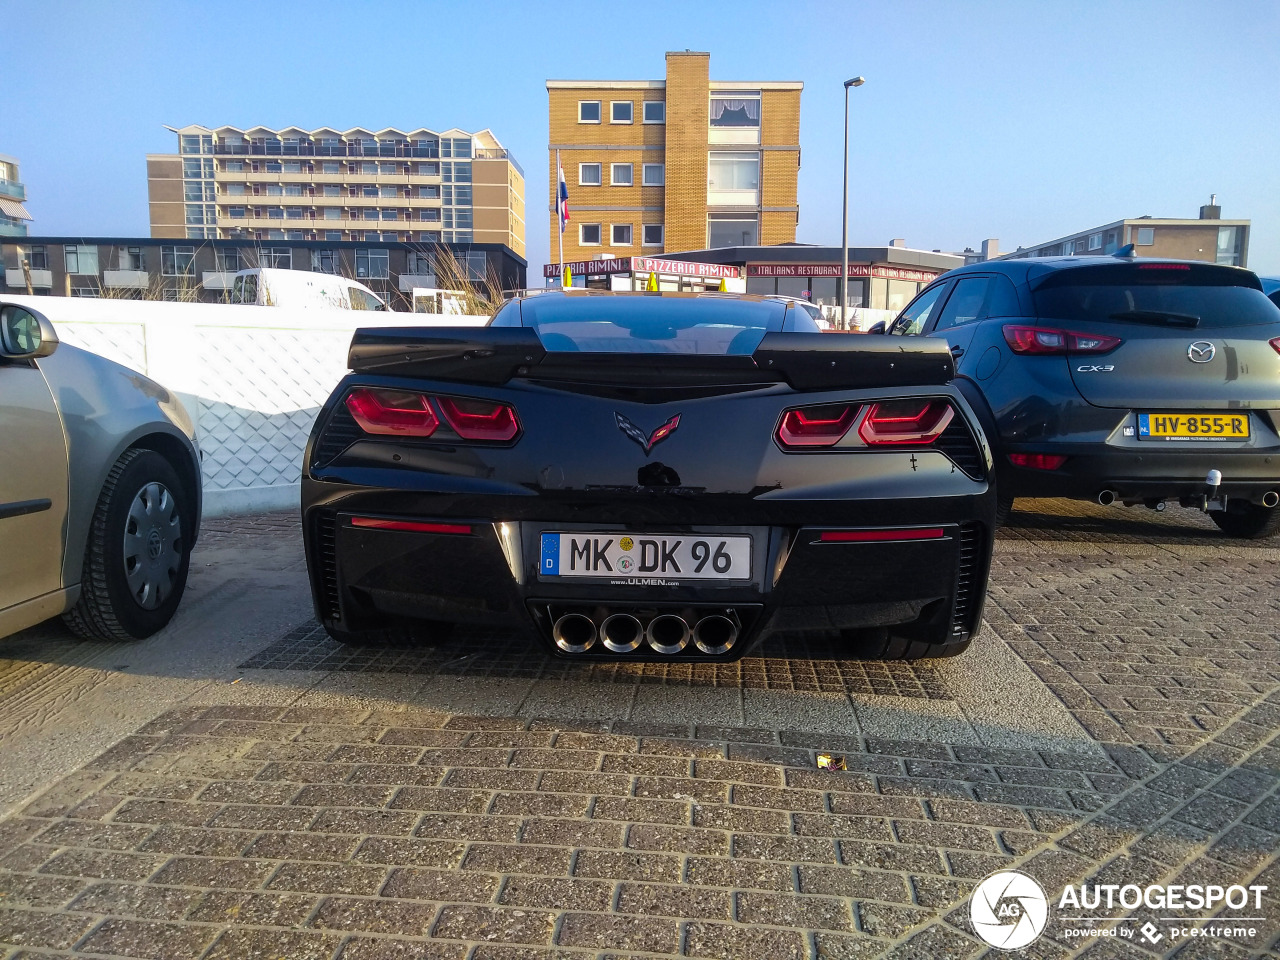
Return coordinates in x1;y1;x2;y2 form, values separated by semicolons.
228;268;387;311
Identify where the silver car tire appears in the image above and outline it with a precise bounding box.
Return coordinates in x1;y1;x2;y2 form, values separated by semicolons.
63;449;193;641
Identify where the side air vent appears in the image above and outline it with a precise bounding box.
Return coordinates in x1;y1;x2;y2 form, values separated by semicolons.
935;418;985;480
314;510;342;621
950;523;983;639
312;401;362;468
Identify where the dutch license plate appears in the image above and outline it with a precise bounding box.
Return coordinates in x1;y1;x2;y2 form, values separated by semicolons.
1137;413;1250;441
539;532;752;580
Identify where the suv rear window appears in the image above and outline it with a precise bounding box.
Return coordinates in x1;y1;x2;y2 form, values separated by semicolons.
1032;263;1279;329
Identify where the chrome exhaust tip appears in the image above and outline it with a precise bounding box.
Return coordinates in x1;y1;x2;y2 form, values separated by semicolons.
1263;491;1279;508
600;613;644;653
693;614;738;655
552;613;597;654
1097;489;1117;506
645;614;691;655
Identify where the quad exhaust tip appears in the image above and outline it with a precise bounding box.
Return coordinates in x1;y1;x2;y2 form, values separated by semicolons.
601;613;644;653
693;614;738;655
646;614;691;655
552;613;597;654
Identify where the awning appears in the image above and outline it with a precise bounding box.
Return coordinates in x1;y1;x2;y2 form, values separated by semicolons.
0;197;32;220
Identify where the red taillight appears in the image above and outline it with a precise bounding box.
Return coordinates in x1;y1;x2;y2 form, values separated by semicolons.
1138;263;1191;270
819;528;945;542
778;404;859;447
346;388;439;437
858;399;954;445
350;517;472;535
1002;325;1122;355
1270;337;1280;357
1008;453;1068;471
437;396;520;442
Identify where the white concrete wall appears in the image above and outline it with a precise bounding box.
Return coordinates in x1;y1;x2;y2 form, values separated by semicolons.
4;296;429;519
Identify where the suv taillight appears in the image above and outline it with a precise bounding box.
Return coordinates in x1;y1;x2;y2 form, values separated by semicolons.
858;399;954;445
777;404;860;447
1270;337;1280;357
346;388;439;437
345;388;519;442
1003;325;1122;355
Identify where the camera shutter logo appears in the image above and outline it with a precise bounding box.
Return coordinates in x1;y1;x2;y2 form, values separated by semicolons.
970;870;1049;950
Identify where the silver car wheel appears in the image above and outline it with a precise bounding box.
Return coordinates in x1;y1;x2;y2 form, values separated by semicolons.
122;481;182;610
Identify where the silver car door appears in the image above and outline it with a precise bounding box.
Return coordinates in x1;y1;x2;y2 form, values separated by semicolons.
0;357;70;611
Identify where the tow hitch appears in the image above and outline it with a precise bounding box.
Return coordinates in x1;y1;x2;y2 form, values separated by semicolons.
1199;469;1227;513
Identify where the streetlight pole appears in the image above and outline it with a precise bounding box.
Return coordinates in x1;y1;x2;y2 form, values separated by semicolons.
839;76;865;329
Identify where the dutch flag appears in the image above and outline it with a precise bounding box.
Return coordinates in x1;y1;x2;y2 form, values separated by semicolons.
557;158;570;233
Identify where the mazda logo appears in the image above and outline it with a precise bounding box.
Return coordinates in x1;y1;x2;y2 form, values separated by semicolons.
1187;341;1215;363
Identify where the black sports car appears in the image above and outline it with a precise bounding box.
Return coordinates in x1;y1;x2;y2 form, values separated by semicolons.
886;253;1280;537
301;292;995;662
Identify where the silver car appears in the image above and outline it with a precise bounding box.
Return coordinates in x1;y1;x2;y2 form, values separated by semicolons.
0;301;202;641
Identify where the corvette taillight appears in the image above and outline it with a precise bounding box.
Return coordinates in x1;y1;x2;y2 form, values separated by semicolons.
777;404;860;447
437;396;520;442
346;388;439;437
858;399;954;445
1003;325;1122;355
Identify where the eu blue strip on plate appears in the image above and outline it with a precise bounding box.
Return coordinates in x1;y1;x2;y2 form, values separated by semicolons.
540;533;559;575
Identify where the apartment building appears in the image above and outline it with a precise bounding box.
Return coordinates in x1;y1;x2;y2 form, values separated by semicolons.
1001;199;1249;267
0;237;526;307
0;154;32;238
547;52;801;263
147;125;526;258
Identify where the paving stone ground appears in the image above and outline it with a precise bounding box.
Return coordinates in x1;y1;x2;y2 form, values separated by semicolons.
0;500;1277;959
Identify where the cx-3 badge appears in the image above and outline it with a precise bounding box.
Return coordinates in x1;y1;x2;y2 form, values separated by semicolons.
616;412;680;455
1187;341;1215;363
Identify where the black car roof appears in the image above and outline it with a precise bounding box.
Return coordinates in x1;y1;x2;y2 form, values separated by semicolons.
938;256;1263;289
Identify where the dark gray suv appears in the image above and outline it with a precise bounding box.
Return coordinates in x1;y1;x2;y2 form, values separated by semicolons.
886;252;1280;537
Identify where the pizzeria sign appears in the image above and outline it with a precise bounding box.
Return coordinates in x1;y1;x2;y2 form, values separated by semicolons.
747;264;940;283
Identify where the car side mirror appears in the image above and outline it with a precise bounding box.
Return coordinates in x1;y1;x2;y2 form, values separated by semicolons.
0;304;59;359
865;320;887;335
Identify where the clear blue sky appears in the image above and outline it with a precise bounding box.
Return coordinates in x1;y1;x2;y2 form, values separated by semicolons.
6;0;1279;275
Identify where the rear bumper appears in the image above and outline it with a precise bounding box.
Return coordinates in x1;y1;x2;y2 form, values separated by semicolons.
302;483;992;660
1004;444;1280;503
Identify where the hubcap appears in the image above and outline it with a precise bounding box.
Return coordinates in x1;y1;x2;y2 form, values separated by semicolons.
123;482;182;610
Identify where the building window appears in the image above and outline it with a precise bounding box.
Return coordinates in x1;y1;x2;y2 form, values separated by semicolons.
362;185;379;197
1088;233;1102;251
1136;227;1155;245
161;245;195;276
322;161;340;174
216;248;242;272
228;206;246;219
578;163;602;187
407;252;435;276
355;248;389;279
266;184;284;196
225;184;246;197
283;161;302;173
362;209;379;220
418;162;439;176
258;247;291;268
123;246;144;270
381;209;399;220
379;162;399;175
707;214;757;248
1072;238;1087;254
267;207;285;220
420;208;441;222
611;101;633;124
642;163;665;186
285;184;304;196
323;185;341;196
642;224;663;246
71;286;100;298
323;207;341;220
643;101;665;123
611;224;633;246
1216;226;1242;265
709;96;760;128
64;244;99;275
312;249;340;274
379;185;398;198
708;152;760;191
418;184;439;199
265;161;282;173
579;223;602;245
285;207;305;220
578;101;601;123
610;163;633;186
224;160;244;172
442;161;471;183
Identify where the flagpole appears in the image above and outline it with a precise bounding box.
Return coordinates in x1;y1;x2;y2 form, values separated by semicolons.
556;149;565;288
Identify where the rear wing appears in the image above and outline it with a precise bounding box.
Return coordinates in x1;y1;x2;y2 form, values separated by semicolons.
348;327;954;390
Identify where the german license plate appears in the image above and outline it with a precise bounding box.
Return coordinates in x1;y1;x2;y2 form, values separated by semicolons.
539;532;752;580
1137;413;1250;441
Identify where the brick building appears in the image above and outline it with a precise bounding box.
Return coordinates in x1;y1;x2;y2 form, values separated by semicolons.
547;52;801;265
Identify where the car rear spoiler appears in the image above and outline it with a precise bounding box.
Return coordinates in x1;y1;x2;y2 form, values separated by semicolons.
348;327;954;390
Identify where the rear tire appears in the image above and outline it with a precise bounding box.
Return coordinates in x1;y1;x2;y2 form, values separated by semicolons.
843;626;971;661
1210;503;1280;539
994;489;1016;528
63;449;192;641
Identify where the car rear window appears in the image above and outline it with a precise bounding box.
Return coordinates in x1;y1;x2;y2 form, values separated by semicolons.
1032;263;1280;329
517;294;789;354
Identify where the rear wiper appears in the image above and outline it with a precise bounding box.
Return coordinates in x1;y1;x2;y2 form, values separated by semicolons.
1107;310;1201;328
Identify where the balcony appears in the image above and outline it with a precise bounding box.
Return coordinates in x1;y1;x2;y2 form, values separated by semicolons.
5;268;51;288
201;271;236;291
103;270;149;289
398;274;438;292
0;180;26;201
212;143;446;159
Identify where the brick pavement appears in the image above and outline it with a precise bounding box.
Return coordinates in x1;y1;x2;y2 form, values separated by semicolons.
0;500;1277;959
